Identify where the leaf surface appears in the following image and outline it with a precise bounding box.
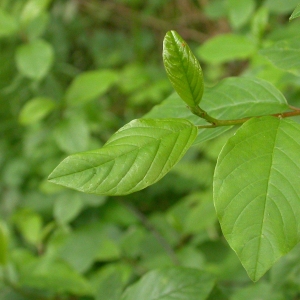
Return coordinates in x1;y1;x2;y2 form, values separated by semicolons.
163;31;204;107
122;267;214;300
145;77;289;144
290;3;300;20
214;116;300;281
49;119;197;195
260;38;300;76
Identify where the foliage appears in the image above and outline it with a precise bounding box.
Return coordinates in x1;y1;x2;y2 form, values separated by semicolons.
1;1;300;300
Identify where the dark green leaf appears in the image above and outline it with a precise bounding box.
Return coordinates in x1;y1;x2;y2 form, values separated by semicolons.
122;267;214;300
49;119;197;195
214;116;300;281
163;31;204;107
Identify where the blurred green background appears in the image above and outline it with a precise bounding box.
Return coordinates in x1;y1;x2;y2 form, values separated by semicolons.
1;0;300;299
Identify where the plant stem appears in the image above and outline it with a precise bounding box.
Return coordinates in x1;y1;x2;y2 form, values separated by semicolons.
192;105;300;129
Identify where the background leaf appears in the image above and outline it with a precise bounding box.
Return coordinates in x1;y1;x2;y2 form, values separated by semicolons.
65;70;119;106
214;116;300;281
122;267;214;300
197;34;256;64
15;39;54;80
0;8;18;37
163;30;204;107
145;77;289;144
49;119;197;195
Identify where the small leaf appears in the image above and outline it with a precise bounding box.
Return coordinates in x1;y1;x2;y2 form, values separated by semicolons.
163;31;204;107
227;0;255;29
0;8;18;38
260;38;300;76
122;267;214;300
16;39;54;80
65;70;118;106
19;97;55;125
197;34;256;64
290;3;300;20
49;119;197;195
145;77;289;144
214;116;300;281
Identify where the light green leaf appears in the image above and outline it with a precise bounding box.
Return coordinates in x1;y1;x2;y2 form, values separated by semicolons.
54;113;90;154
260;38;300;76
49;119;197;196
197;34;256;64
0;8;18;38
122;267;214;300
265;0;299;13
16;39;54;80
290;4;300;20
20;0;52;24
227;0;255;29
19;97;55;125
145;77;289;144
65;70;118;106
214;116;300;281
163;30;204;107
0;221;8;265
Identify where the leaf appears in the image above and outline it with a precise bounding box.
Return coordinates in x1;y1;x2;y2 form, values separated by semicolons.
65;70;118;106
290;3;300;20
163;31;204;107
15;39;54;80
0;221;8;265
122;267;214;300
145;77;289;144
48;119;197;196
260;38;300;76
227;0;255;29
19;97;56;125
197;34;256;64
214;116;300;281
264;0;299;13
0;8;18;38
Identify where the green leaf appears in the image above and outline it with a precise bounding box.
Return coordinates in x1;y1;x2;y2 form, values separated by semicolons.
214;116;300;281
163;30;204;107
227;0;255;29
65;70;118;106
0;8;18;38
19;97;56;125
145;77;289;144
260;38;300;76
20;0;53;24
48;118;197;196
0;221;8;265
197;34;256;64
15;39;54;80
265;0;299;13
290;4;300;20
122;267;214;300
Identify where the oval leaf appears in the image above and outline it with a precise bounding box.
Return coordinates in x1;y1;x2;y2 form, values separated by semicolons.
16;39;54;80
163;30;204;107
214;116;300;281
65;70;118;106
48;119;197;195
122;267;214;300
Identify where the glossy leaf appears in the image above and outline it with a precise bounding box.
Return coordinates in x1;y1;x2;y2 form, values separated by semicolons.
15;39;54;80
197;34;256;64
214;116;300;281
122;267;214;300
290;4;300;20
145;77;289;144
163;30;204;107
260;38;300;76
19;97;55;125
49;119;197;195
65;70;118;106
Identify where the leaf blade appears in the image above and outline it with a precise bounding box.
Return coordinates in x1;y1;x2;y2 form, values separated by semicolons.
48;119;197;196
290;3;300;20
163;31;204;107
214;116;300;281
